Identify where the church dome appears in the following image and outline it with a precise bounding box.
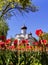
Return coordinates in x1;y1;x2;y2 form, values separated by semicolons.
21;25;27;29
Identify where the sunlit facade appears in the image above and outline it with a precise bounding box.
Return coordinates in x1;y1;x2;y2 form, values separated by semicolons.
15;25;37;45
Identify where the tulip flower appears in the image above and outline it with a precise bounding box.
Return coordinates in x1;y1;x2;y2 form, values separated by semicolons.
25;39;28;44
21;40;26;44
39;39;47;45
46;44;48;47
14;39;18;45
21;39;29;45
9;45;15;50
35;29;43;36
0;41;5;47
5;39;11;44
42;40;47;45
33;42;39;46
0;35;6;41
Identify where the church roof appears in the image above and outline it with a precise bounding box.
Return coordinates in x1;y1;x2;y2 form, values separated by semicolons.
21;25;27;29
29;32;32;35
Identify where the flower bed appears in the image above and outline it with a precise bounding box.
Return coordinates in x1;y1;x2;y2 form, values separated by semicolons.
0;29;48;65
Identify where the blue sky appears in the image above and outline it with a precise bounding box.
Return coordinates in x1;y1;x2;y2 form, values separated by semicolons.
7;0;48;39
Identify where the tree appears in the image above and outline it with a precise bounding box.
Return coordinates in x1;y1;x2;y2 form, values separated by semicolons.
0;0;38;19
0;0;38;40
0;18;9;41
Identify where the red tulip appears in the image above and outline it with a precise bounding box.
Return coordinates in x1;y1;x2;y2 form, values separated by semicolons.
35;29;43;36
46;44;48;47
39;40;42;43
14;39;18;45
21;39;29;44
9;45;15;49
42;40;47;45
26;45;30;49
22;40;26;43
25;39;28;44
39;40;47;45
5;39;11;44
0;41;5;47
33;42;39;46
0;36;6;40
26;45;32;49
1;36;6;40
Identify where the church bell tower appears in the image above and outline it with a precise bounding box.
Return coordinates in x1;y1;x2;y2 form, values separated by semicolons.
21;25;27;35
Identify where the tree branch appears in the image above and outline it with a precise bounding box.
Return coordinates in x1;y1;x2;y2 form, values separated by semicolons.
1;3;11;17
0;4;38;18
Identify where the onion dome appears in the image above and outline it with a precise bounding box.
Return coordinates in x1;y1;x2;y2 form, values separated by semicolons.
21;25;27;29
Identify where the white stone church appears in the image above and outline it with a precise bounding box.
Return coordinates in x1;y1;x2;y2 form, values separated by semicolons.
15;25;37;45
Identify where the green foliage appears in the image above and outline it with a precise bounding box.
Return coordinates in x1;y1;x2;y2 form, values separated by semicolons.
42;33;48;43
40;52;48;65
0;0;38;18
0;50;12;65
11;51;19;65
0;18;9;36
1;50;48;65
